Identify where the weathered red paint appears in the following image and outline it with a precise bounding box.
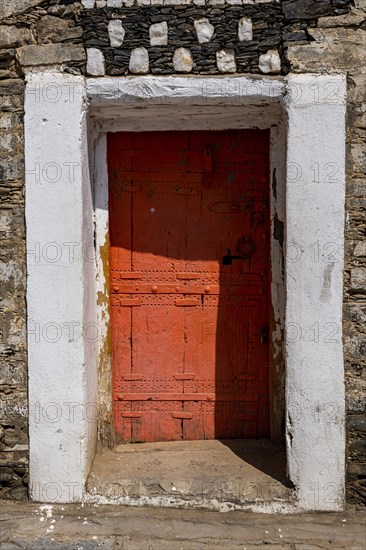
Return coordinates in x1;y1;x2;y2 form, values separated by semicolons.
108;130;270;442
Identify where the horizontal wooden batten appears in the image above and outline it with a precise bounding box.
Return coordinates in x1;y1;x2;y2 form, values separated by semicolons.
172;413;193;420
122;374;144;381
175;298;198;307
173;373;196;380
116;393;259;402
111;285;261;295
117;272;143;279
176;273;200;280
117;299;142;307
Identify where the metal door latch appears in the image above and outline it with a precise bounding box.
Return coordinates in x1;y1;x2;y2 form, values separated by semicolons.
222;237;255;265
222;249;245;265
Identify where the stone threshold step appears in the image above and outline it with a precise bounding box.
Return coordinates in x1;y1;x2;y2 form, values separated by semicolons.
86;439;296;512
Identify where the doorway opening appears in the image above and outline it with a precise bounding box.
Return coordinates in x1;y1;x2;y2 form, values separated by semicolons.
25;73;346;509
108;129;271;443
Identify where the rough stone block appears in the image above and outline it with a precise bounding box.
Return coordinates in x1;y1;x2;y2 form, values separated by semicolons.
347;178;366;198
108;20;125;47
351;268;366;288
349;141;366;174
0;96;21;113
0;0;45;19
35;16;83;43
344;303;366;326
318;8;365;28
0;155;23;181
348;415;366;432
87;48;105;75
0;357;27;388
0;112;13;130
0;26;31;48
348;439;366;455
129;47;149;74
16;44;85;66
149;21;168;46
348;75;366;103
173;47;193;72
0;392;27;425
216;49;236;73
288;28;366;72
347;462;366;475
283;0;332;20
354;241;366;257
346;378;366;413
238;17;253;41
194;18;215;44
0;79;24;97
259;49;281;73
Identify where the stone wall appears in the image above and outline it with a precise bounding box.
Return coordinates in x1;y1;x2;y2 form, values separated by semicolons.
0;0;365;505
0;76;28;498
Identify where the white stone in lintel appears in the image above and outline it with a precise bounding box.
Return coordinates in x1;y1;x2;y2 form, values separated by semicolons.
227;0;242;4
194;18;215;44
86;48;105;76
193;0;205;4
259;49;281;73
81;0;95;7
216;49;237;73
149;22;168;46
238;17;253;41
173;48;194;73
129;47;149;74
96;0;107;6
242;0;254;4
108;20;125;47
163;0;191;4
107;0;123;7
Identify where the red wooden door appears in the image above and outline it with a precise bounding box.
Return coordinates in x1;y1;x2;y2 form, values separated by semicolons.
108;130;270;443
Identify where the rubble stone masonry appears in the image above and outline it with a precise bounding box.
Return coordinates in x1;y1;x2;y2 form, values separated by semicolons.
0;0;365;505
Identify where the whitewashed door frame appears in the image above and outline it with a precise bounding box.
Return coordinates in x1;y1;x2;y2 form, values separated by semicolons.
25;73;346;510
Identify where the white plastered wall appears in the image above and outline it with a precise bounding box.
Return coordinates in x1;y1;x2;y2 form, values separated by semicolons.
285;76;346;510
25;73;346;510
25;74;97;502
